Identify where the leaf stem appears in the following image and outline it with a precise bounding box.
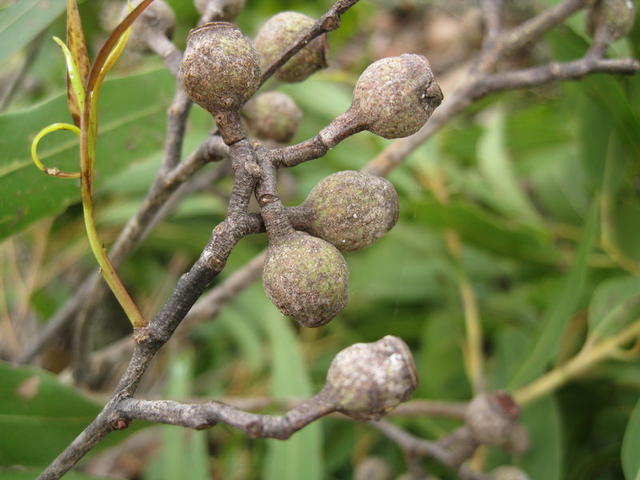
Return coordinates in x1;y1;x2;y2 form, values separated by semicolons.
514;319;640;405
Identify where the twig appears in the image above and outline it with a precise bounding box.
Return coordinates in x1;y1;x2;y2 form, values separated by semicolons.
117;395;335;439
371;421;488;480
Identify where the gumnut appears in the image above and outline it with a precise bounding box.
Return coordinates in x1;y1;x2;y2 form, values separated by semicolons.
587;0;635;42
263;231;348;327
350;54;443;139
465;391;520;446
195;0;246;21
324;335;418;420
122;0;176;52
490;466;531;480
242;91;303;143
181;22;261;113
292;171;399;251
254;11;328;82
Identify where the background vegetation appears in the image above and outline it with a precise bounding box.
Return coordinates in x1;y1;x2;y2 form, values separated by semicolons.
1;0;639;478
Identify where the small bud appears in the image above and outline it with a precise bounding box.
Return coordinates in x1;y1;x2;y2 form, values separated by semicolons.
296;171;399;251
465;392;520;446
490;466;531;480
325;335;418;420
181;22;261;113
254;11;328;83
263;231;348;327
587;0;635;42
123;0;176;52
242;91;303;143
351;54;442;139
195;0;246;21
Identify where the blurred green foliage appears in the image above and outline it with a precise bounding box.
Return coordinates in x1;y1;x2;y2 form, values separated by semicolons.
0;0;639;479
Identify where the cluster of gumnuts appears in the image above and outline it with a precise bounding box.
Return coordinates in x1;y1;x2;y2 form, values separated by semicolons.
127;0;444;421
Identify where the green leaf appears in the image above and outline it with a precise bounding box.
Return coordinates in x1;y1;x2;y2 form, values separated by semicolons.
588;276;640;342
0;68;175;241
508;201;598;389
411;200;559;264
0;0;67;65
477;108;542;225
0;361;101;467
257;288;323;480
622;398;640;480
517;396;563;480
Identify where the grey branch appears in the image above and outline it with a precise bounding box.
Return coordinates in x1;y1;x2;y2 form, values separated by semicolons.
371;421;488;480
117;395;336;439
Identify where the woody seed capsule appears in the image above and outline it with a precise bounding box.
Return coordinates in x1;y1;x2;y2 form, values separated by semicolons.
324;335;418;420
181;22;261;114
294;171;399;251
242;91;303;143
352;54;443;139
254;11;328;83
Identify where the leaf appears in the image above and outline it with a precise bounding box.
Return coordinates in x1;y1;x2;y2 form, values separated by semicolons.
477;108;542;225
411;200;559;265
256;288;323;480
0;68;175;241
65;0;90;126
622;398;640;480
588;276;640;342
0;0;67;65
516;396;563;480
0;361;101;467
508;201;598;389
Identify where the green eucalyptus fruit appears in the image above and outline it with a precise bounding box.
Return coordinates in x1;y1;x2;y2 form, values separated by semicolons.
242;91;303;143
254;11;328;82
292;171;399;251
181;22;260;113
263;231;348;327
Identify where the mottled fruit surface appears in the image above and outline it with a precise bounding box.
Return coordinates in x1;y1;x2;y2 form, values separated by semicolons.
242;91;303;143
302;170;399;251
352;54;443;138
181;22;260;113
254;11;327;83
465;392;519;446
263;232;348;327
587;0;635;41
325;335;418;420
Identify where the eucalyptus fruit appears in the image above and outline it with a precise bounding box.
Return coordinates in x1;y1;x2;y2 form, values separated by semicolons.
351;54;443;139
181;22;261;114
587;0;635;43
465;392;520;446
261;197;348;328
318;54;443;147
291;170;399;251
254;11;328;82
324;335;418;420
242;91;303;143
